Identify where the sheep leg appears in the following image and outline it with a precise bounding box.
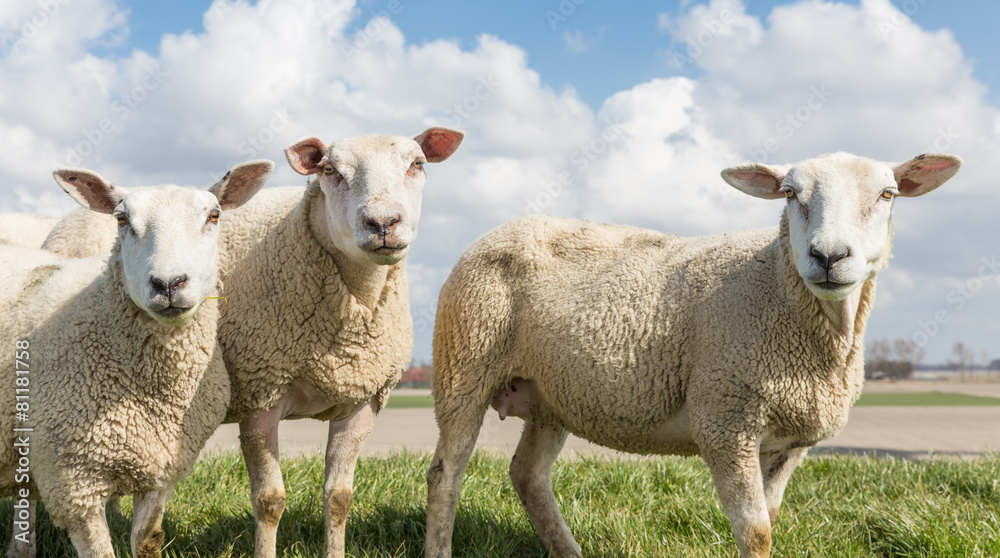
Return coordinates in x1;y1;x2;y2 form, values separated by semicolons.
66;505;115;558
509;421;581;558
703;445;773;558
239;408;286;558
425;395;488;558
4;499;35;558
130;486;173;558
760;447;808;525
322;399;376;558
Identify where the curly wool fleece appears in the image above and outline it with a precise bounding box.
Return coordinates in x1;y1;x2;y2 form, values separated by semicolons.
0;245;228;526
215;182;413;423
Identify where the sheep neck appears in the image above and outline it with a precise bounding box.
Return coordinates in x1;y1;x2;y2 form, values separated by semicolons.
306;183;393;310
777;217;876;378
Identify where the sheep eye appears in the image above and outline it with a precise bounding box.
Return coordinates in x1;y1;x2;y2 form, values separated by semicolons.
880;189;896;201
208;209;221;223
323;164;336;175
783;189;796;199
115;213;128;226
412;160;424;171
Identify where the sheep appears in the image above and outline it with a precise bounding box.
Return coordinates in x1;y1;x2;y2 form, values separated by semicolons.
0;160;272;558
0;214;60;248
424;152;963;558
41;207;117;257
37;127;465;558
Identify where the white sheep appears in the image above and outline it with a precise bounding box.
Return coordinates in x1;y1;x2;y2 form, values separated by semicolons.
425;152;962;558
0;160;272;558
0;214;60;249
38;128;465;558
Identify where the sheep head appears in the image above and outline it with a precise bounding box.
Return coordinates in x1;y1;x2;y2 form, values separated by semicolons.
52;160;273;325
721;152;962;301
285;127;464;266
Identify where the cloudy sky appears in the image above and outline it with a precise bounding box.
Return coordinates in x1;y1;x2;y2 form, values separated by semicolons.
2;0;997;365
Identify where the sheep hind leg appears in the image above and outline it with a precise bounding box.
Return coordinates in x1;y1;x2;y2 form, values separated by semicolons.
4;500;36;558
703;445;773;558
130;485;174;558
65;505;116;558
760;447;808;525
239;408;286;558
425;394;488;558
509;421;580;557
323;399;376;558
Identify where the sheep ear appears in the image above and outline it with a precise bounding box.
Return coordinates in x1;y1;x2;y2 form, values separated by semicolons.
415;127;464;163
893;154;962;197
285;137;327;175
720;163;789;200
52;168;127;214
210;159;274;210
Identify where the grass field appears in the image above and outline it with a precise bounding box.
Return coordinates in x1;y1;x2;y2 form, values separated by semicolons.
2;451;998;557
386;392;1000;410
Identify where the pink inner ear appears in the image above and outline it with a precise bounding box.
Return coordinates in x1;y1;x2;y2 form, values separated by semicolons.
286;138;326;174
417;129;463;162
912;161;957;172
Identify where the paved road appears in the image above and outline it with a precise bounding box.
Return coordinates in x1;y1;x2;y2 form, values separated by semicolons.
203;382;1000;459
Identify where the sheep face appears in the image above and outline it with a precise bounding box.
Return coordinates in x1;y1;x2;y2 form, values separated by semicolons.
52;160;272;325
285;127;464;266
722;152;962;301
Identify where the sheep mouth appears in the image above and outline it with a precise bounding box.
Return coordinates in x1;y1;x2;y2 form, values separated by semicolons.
812;281;851;290
155;306;193;318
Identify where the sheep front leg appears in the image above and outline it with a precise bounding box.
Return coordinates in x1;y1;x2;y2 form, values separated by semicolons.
760;447;808;525
65;505;115;558
4;499;35;558
509;421;581;558
703;445;773;558
239;408;286;558
323;399;376;558
131;486;174;558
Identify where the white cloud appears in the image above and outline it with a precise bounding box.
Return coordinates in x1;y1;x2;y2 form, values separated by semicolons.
0;0;997;363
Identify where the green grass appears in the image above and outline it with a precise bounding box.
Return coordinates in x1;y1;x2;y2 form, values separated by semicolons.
855;392;1000;407
384;394;434;409
3;452;999;557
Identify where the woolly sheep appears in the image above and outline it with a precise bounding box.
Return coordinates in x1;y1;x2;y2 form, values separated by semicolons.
0;160;272;558
37;128;465;558
425;152;962;558
0;214;60;249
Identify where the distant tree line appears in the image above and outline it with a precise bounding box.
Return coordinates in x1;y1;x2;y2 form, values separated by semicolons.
864;339;922;380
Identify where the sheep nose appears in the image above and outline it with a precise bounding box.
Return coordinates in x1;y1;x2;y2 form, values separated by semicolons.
809;246;850;271
150;274;188;296
363;215;401;237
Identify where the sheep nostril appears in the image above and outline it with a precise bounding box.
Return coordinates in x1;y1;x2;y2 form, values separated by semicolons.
168;275;188;291
150;277;168;294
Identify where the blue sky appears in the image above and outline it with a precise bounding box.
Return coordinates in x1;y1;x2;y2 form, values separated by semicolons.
1;0;998;365
116;0;1000;109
